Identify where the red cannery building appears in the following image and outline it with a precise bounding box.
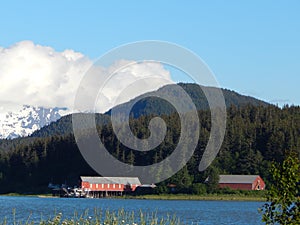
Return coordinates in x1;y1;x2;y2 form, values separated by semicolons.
81;176;141;198
218;175;265;190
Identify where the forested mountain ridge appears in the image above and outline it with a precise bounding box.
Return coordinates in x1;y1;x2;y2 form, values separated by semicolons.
0;103;299;193
29;83;268;139
1;83;296;194
106;83;269;118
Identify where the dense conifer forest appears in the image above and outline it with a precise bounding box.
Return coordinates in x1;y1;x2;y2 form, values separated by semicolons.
0;103;299;194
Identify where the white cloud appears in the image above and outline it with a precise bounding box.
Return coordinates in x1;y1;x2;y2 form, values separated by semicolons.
0;41;173;114
94;60;173;112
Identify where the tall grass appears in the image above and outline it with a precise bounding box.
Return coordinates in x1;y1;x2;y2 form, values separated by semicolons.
0;208;182;225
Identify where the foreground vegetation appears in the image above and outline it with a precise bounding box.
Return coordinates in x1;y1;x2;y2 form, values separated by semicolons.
1;209;182;225
260;151;300;224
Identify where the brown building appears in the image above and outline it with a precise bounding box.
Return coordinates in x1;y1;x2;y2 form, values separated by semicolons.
218;175;265;190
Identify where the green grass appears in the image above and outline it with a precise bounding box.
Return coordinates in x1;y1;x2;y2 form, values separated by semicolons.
127;193;266;202
1;191;266;201
0;209;182;225
0;193;53;198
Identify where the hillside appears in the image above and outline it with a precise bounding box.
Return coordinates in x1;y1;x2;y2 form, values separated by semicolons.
0;104;299;193
2;83;292;194
30;83;269;139
106;83;269;117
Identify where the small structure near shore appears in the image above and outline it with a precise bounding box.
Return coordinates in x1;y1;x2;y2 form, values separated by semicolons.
81;176;141;198
48;183;85;198
218;175;265;190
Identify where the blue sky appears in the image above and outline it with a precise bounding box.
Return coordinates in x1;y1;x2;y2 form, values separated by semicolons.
1;0;300;106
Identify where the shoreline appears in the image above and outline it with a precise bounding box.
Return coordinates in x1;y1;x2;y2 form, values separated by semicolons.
0;193;54;198
0;193;266;202
125;194;266;202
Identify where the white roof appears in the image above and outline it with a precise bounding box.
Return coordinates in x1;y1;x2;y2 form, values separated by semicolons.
80;176;141;185
219;175;260;184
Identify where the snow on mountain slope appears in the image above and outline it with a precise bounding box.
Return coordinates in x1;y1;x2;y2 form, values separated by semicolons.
0;105;68;139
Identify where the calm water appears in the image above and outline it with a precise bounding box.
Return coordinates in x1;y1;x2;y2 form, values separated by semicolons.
0;196;264;224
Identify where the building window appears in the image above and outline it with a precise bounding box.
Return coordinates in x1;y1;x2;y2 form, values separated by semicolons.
119;184;121;189
108;184;110;188
113;184;115;189
96;184;98;188
102;184;104;188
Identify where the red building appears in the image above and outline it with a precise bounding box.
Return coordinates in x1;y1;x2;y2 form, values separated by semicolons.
218;175;265;190
81;176;141;197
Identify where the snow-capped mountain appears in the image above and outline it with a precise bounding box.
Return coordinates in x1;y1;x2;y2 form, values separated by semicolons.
0;105;68;139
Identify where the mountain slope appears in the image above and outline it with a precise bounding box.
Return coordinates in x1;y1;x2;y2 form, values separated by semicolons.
31;113;111;138
0;105;67;139
0;103;299;193
30;83;270;139
106;83;269;117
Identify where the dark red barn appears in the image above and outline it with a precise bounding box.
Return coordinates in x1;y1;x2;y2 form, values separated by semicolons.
218;175;265;190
